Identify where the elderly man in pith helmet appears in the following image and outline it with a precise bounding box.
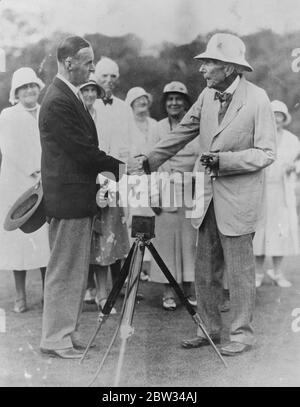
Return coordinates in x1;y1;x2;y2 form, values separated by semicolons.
134;33;277;356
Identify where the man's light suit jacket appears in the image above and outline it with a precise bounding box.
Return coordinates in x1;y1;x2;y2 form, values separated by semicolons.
147;76;277;236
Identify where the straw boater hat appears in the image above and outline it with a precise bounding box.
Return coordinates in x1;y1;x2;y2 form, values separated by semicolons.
3;181;46;234
9;67;45;105
194;33;253;72
271;100;292;125
125;87;152;107
78;74;105;99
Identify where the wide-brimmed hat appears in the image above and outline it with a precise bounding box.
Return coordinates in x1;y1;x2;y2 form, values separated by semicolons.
3;181;46;234
125;87;152;107
9;67;45;105
78;74;105;99
194;33;253;72
271;100;291;125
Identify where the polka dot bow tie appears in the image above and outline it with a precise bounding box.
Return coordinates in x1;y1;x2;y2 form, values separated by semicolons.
214;91;232;103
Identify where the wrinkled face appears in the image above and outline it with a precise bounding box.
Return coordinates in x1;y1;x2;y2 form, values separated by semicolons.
198;59;228;89
69;46;95;86
274;111;286;130
97;72;118;95
131;95;149;115
16;83;40;108
165;93;186;118
81;85;98;109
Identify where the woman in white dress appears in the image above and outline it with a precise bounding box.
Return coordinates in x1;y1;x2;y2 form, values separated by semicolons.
0;67;50;312
125;87;159;156
253;100;300;288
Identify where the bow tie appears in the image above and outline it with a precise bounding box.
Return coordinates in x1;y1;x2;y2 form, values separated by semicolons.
214;91;232;103
103;97;113;105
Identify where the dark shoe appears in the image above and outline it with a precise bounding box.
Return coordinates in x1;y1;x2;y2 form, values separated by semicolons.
72;340;96;351
181;335;221;349
136;292;144;301
40;347;84;359
220;341;252;356
219;299;230;312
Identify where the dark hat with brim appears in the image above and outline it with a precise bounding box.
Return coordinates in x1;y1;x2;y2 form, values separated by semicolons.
3;181;46;234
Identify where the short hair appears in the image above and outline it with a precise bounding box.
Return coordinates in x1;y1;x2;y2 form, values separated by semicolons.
57;36;91;62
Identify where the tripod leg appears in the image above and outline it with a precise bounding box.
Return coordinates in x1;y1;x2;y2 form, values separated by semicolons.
88;243;142;383
114;240;145;386
80;241;137;364
147;242;228;368
102;241;138;315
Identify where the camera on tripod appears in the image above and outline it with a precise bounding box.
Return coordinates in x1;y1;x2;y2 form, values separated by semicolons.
131;215;155;239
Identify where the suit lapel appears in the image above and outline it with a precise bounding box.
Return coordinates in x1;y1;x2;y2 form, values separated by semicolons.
53;77;98;142
210;76;247;142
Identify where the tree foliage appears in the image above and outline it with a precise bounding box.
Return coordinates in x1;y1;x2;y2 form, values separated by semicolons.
1;29;300;133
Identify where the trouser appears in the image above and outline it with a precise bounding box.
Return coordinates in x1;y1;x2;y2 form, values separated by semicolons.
40;217;92;350
195;202;255;345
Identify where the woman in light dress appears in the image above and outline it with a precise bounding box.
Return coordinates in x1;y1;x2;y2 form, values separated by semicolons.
80;76;130;314
253;100;300;288
149;82;198;310
0;67;50;312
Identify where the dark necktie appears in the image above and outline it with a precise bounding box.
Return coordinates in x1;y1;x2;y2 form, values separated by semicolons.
103;97;113;106
214;91;232;124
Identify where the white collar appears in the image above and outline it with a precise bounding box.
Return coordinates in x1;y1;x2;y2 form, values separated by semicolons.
56;73;80;97
223;75;240;95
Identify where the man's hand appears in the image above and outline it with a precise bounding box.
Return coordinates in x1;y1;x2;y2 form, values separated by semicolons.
200;152;219;169
127;155;147;175
200;152;219;177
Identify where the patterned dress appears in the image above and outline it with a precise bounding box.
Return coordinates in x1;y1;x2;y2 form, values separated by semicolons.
89;101;130;266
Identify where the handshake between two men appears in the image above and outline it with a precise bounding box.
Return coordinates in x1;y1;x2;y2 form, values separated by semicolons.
126;152;220;176
127;154;149;175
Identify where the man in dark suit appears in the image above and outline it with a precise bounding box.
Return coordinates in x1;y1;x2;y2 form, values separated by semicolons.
39;36;130;359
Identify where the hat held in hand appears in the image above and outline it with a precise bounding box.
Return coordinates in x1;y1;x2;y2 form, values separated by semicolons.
3;181;46;234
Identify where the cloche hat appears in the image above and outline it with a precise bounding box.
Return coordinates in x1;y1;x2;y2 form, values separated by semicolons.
9;67;45;105
271;100;291;125
78;74;105;99
125;87;152;106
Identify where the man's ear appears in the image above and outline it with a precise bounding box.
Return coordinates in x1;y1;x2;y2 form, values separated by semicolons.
224;64;235;77
65;57;73;71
